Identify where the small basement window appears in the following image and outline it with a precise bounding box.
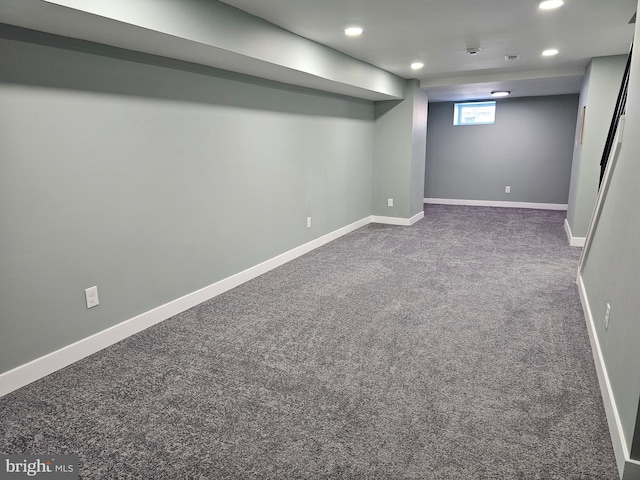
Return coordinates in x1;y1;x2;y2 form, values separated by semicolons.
453;101;496;125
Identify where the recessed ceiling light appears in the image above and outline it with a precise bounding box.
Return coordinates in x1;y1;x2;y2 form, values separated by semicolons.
539;0;564;10
491;91;511;97
344;26;363;37
542;48;559;56
411;62;424;70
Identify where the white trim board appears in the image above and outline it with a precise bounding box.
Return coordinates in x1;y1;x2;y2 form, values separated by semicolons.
372;211;424;226
0;216;373;398
424;198;568;211
579;115;626;277
577;275;640;480
564;219;586;247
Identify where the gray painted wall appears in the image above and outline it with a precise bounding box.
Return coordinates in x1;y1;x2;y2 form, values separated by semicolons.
0;31;375;374
410;85;429;216
38;0;404;100
424;95;579;205
373;98;410;217
580;44;640;464
566;62;593;234
373;79;428;219
566;55;629;238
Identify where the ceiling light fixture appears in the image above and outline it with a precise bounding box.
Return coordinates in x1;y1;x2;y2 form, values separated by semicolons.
411;62;424;70
344;26;363;37
542;48;559;56
491;91;511;97
539;0;564;10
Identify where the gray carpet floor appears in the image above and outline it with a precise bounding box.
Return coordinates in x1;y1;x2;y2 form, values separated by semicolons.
0;205;618;479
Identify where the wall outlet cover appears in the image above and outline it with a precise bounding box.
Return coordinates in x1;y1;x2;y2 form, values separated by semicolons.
85;286;99;309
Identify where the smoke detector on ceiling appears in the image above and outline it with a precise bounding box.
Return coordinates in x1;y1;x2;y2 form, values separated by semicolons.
466;47;481;56
504;54;521;62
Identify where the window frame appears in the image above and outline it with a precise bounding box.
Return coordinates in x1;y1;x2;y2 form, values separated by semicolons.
453;101;497;126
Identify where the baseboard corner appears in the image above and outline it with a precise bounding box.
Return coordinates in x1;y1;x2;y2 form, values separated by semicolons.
409;210;425;225
564;218;586;247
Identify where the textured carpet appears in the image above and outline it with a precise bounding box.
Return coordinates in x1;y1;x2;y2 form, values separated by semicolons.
0;205;618;479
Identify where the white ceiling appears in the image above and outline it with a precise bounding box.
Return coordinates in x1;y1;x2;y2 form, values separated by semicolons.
219;0;637;101
0;0;636;102
0;0;405;100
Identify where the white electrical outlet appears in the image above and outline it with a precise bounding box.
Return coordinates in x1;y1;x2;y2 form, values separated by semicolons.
605;303;611;330
85;286;99;309
505;186;511;194
306;217;312;228
388;198;394;207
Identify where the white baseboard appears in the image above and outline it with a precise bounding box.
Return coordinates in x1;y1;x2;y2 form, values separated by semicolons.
0;216;372;398
372;215;410;226
577;275;640;480
564;219;586;247
424;197;568;211
409;211;425;225
372;211;424;226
